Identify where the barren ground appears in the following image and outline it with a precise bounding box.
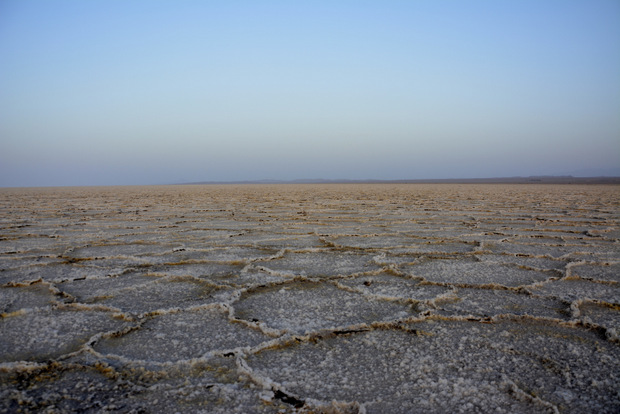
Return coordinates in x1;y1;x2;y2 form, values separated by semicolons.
1;184;619;413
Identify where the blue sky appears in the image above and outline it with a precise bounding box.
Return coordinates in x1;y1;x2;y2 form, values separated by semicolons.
1;0;619;186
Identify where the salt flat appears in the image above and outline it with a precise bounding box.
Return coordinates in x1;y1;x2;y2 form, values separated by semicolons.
0;184;619;413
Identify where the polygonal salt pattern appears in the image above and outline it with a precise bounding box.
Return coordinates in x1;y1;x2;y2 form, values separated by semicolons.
488;240;620;261
433;287;571;320
0;283;60;314
390;241;479;255
94;306;269;362
218;233;324;250
570;262;620;282
1;184;619;413
152;246;279;264
248;319;620;413
0;365;145;413
0;236;69;255
475;253;569;272
234;281;412;334
0;307;131;362
0;254;61;272
56;272;157;303
530;279;620;304
64;242;180;259
0;262;113;284
92;277;228;315
402;258;553;287
328;234;420;249
253;235;324;250
254;250;381;278
212;266;293;288
578;301;620;342
371;252;420;266
336;272;452;303
0;357;288;414
149;262;245;281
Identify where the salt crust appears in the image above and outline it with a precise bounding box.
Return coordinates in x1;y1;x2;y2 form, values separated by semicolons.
0;184;619;413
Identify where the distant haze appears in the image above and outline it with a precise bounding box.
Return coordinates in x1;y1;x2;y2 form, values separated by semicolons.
1;1;619;187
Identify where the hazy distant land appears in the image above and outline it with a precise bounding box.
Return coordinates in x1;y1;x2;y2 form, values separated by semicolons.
184;176;620;185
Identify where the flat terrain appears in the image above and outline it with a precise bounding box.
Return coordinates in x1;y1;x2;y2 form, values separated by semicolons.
1;184;619;413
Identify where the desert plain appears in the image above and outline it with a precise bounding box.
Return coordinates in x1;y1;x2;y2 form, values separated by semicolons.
0;183;619;413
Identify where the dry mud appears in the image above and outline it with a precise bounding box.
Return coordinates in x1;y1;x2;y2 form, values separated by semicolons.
0;183;619;413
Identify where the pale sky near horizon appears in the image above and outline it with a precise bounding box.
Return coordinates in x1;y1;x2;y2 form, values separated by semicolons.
1;1;619;187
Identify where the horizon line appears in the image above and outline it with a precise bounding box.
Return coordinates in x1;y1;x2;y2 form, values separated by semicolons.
180;175;620;185
2;175;620;189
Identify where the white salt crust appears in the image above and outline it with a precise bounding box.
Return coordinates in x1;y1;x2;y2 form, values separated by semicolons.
0;184;618;413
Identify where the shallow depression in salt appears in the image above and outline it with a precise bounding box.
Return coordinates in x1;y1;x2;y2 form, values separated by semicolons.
1;184;619;413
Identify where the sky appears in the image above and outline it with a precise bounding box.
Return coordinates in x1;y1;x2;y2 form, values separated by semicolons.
1;0;619;187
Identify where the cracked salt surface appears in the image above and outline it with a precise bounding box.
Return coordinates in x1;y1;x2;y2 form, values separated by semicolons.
402;258;554;287
433;287;571;320
1;184;619;413
234;281;412;334
94;306;268;362
0;307;130;363
254;250;381;278
570;262;620;282
249;319;620;413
